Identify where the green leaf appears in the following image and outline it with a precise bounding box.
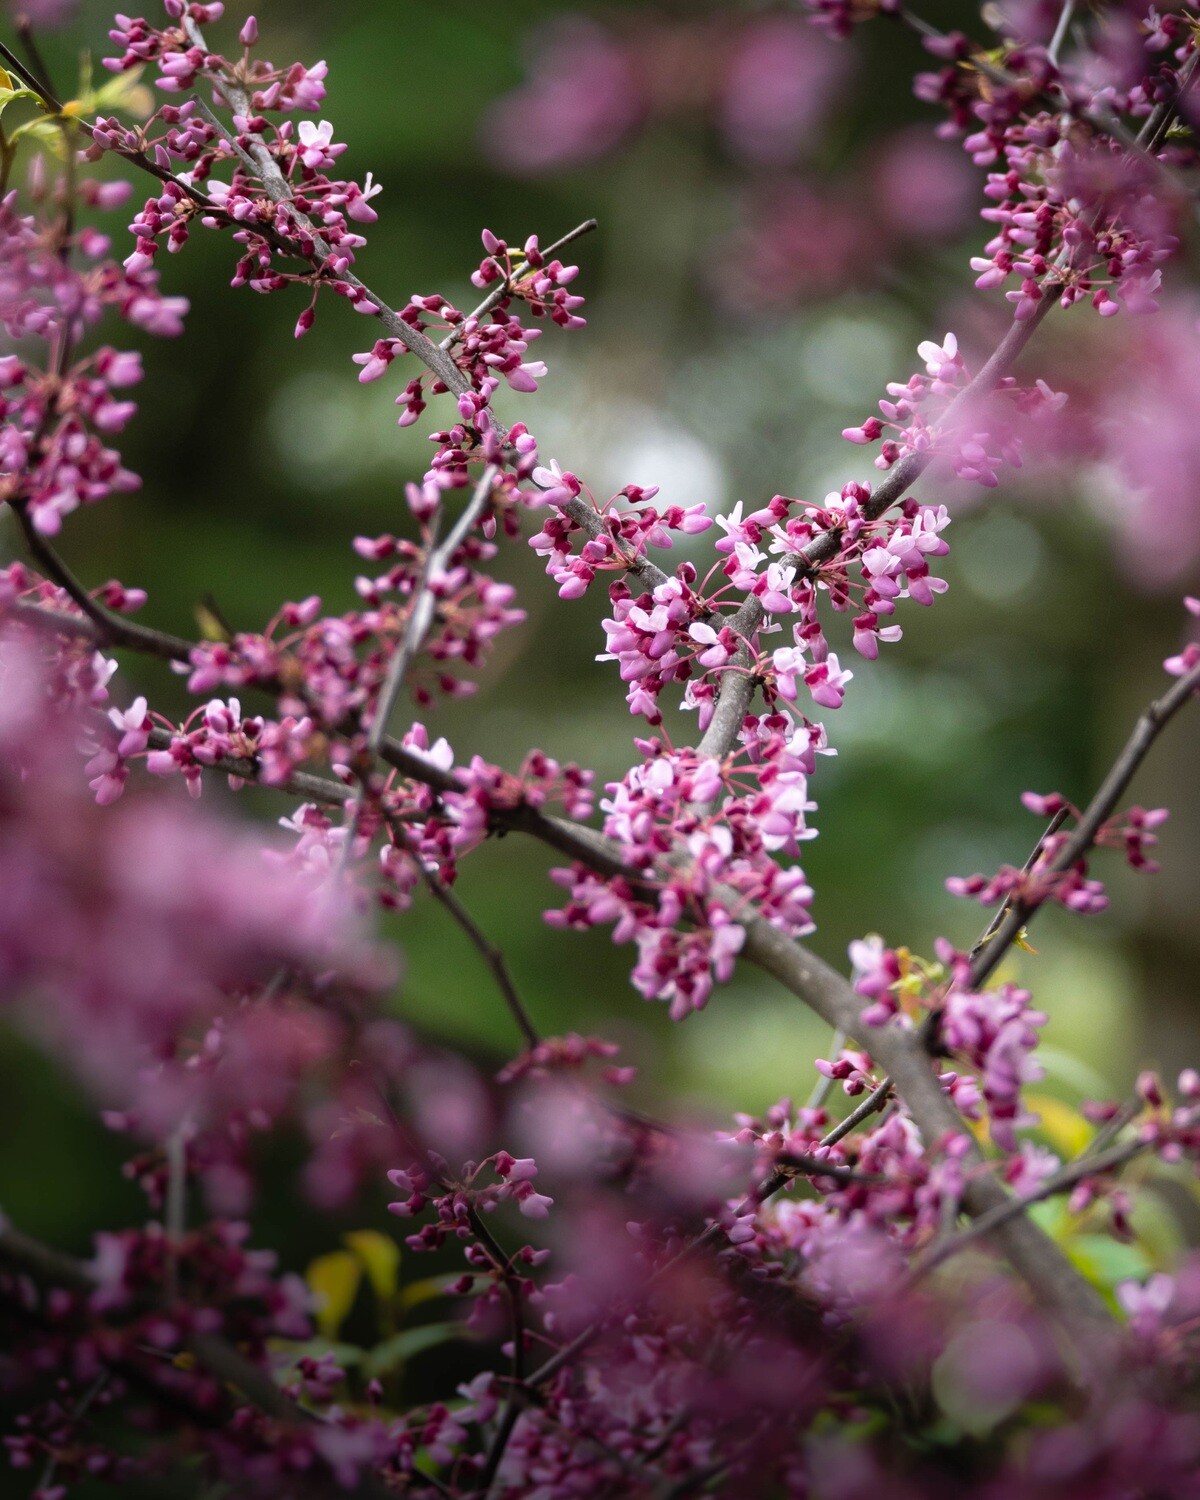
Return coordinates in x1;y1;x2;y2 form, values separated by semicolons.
9;116;66;153
362;1322;460;1378
1128;1191;1186;1270
1029;1197;1072;1240
306;1250;363;1340
1034;1046;1118;1100
1067;1234;1150;1292
0;84;46;126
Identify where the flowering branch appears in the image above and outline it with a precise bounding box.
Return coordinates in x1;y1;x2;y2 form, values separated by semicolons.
912;1136;1148;1283
4;2;1200;1489
0;1220;397;1500
10;584;1198;1331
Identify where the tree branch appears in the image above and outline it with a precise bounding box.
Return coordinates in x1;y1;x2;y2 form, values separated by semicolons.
11;511;196;663
907;1124;1175;1285
737;915;1114;1330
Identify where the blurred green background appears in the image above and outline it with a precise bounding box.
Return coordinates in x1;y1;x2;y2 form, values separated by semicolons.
2;0;1199;1261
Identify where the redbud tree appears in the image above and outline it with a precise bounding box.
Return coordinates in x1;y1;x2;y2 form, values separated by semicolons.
2;1;1200;1496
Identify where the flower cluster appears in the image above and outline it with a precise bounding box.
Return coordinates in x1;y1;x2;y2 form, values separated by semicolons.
549;722;820;1018
101;7;377;327
946;788;1169;916
0;158;184;534
387;1151;554;1238
940;981;1048;1152
913;15;1194;323
848;936;1049;1152
529;472;711;603
355;232;584;413
843;331;1068;488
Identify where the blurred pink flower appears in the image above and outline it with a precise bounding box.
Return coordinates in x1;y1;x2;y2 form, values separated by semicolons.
873;126;977;239
483;12;851;176
717;182;874;306
3;0;78;27
482;18;643;174
1094;295;1200;588
719;16;848;166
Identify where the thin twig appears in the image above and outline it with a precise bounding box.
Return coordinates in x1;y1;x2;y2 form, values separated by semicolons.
12;508;195;663
1048;0;1078;68
34;1372;108;1497
970;656;1200;992
388;816;540;1051
329;463;539;1048
13;19;57;101
338;466;496;870
806;1027;846;1110
477;1286;526;1496
373;464;499;756
141;725;350;808
968;806;1070;964
818;1076;895;1149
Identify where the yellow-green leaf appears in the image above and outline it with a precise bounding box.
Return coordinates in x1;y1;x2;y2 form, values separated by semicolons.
62;65;153;122
0;84;45;125
195;598;232;643
401;1273;462;1310
9;116;65;153
343;1230;400;1305
1026;1093;1092;1158
1067;1234;1149;1294
307;1250;362;1340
